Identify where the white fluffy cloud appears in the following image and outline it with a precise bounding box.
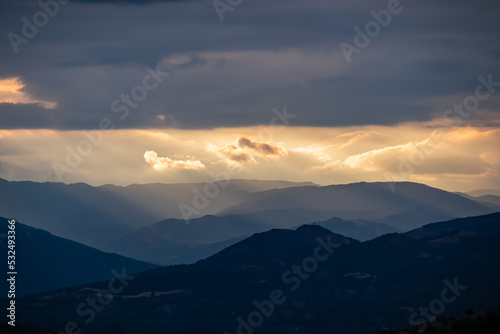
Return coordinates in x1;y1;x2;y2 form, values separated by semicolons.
143;151;205;170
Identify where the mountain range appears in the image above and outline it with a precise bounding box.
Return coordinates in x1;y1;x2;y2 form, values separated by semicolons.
0;178;315;248
8;212;500;334
1;179;497;265
105;181;496;264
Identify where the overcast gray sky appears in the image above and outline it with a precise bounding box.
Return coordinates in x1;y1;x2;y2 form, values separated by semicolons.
1;0;499;130
0;0;499;191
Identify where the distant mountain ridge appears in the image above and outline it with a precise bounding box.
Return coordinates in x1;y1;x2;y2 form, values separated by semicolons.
455;192;500;209
0;178;315;247
1;179;496;266
107;181;494;264
466;188;500;197
221;182;493;228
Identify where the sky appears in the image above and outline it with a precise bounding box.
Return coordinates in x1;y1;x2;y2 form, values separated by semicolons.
0;0;499;192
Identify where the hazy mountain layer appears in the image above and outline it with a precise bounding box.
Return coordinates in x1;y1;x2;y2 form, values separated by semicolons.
0;178;314;247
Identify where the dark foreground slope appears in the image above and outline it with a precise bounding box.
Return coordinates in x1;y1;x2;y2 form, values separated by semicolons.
0;217;157;297
378;307;500;334
8;213;500;334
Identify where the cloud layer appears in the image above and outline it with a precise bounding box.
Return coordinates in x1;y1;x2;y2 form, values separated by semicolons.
0;0;499;130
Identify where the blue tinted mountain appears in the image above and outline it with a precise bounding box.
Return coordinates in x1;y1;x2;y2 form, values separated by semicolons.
0;217;157;297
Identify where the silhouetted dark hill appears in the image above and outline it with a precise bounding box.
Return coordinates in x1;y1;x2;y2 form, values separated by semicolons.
405;212;500;240
0;217;157;297
203;224;356;266
11;213;500;334
0;322;51;334
378;307;500;334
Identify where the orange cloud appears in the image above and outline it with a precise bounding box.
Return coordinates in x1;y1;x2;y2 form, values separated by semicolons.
218;144;253;163
208;137;287;164
237;137;287;157
0;77;56;108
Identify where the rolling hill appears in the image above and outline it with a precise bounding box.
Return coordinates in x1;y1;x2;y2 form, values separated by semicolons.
0;217;157;297
10;212;500;334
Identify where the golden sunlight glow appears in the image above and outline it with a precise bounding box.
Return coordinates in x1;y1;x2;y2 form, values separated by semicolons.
0;77;24;93
0;125;499;191
0;77;57;108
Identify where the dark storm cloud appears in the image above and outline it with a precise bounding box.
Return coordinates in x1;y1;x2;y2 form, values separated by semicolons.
74;0;190;3
0;0;500;130
0;102;96;129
